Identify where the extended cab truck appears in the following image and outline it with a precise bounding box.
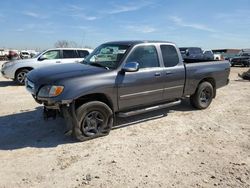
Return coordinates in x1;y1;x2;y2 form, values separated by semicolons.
25;41;230;141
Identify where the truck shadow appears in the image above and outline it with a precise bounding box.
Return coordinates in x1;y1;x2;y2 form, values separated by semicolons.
0;100;196;150
114;99;194;129
0;80;20;87
0;107;74;150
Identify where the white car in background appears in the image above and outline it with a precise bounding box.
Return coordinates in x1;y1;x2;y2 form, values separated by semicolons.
214;54;224;61
20;50;31;59
1;48;93;84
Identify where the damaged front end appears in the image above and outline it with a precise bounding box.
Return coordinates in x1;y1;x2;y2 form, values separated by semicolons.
43;101;98;141
42;102;75;137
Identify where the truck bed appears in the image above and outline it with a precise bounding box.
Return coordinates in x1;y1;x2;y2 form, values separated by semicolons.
183;60;230;96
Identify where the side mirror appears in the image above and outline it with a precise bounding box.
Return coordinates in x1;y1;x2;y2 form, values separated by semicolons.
122;62;139;72
186;51;190;56
38;55;47;61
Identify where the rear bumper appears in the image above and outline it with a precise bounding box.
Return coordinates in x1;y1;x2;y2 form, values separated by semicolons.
231;60;249;65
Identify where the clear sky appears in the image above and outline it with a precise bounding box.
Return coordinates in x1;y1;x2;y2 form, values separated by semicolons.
0;0;249;50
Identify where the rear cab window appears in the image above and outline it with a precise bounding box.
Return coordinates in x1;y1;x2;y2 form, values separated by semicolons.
62;50;78;58
160;45;180;67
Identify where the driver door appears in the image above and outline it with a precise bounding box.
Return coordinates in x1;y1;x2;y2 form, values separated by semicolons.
118;45;165;111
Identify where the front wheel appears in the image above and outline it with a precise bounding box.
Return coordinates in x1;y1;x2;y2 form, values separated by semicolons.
74;101;113;141
15;69;29;85
190;82;214;109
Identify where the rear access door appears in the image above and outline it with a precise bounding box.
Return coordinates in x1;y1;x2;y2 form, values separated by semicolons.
159;44;185;100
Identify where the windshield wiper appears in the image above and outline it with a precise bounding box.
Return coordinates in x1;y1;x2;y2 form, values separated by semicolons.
89;62;109;70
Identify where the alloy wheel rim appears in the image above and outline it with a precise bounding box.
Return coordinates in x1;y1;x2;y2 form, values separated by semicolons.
200;88;212;104
81;111;105;137
17;72;26;83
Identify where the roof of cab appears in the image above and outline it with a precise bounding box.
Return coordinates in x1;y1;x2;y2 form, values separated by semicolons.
103;40;174;46
46;48;93;51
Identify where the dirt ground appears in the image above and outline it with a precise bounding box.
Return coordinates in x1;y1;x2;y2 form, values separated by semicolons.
0;65;249;188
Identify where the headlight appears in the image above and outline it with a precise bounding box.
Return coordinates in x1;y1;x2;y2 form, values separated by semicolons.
38;85;64;98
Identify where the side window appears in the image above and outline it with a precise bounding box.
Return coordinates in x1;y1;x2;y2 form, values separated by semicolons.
126;45;159;68
42;50;60;60
62;50;78;58
78;50;90;58
160;45;179;67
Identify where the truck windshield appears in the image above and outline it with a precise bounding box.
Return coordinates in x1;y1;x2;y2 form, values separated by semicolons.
189;48;202;54
82;44;130;69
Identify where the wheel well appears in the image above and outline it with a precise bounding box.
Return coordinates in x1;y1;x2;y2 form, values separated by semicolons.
15;67;33;78
75;93;114;111
198;77;216;98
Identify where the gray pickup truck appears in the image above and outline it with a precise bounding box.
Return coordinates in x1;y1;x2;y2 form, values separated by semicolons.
25;41;230;141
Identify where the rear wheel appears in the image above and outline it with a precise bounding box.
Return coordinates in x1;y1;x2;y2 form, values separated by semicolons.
74;101;113;141
15;69;29;85
190;82;214;109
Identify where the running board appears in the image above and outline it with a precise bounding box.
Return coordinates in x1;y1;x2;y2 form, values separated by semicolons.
117;100;181;118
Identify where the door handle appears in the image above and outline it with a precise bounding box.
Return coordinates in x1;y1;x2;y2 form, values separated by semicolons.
56;61;61;63
154;72;161;77
166;71;173;75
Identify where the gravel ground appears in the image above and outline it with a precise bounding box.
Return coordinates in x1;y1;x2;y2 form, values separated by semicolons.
0;66;249;188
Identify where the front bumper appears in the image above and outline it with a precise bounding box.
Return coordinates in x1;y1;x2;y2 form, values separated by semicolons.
25;78;73;109
1;64;15;79
1;69;11;79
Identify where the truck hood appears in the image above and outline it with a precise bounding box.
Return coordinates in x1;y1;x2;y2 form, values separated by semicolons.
27;63;108;84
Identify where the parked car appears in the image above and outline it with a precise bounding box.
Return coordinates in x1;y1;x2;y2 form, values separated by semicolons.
203;50;214;60
0;49;8;61
20;50;31;59
214;54;224;61
179;47;205;62
25;40;230;141
1;48;93;84
230;52;250;67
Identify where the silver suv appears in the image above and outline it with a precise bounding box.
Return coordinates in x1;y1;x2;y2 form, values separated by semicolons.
1;48;93;84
